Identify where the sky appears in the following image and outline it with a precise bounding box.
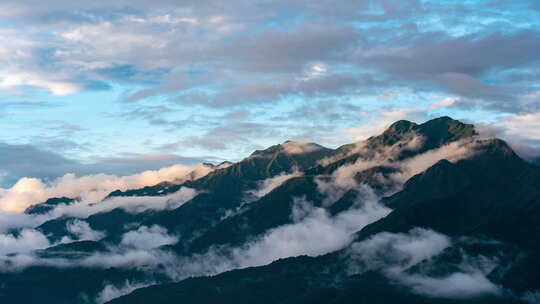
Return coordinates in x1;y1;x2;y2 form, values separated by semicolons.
1;0;540;187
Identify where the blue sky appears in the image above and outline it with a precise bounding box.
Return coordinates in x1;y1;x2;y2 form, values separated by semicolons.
1;0;540;186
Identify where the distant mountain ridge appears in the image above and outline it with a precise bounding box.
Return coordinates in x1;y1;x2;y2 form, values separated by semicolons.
1;116;539;304
110;131;540;304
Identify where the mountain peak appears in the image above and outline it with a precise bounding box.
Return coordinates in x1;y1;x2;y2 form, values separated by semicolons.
369;116;476;149
250;141;328;158
386;120;417;134
472;138;519;160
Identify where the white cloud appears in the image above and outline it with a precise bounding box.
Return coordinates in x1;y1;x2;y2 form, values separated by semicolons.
64;220;105;242
120;225;178;249
282;141;324;155
96;280;155;304
0;71;81;96
231;197;390;268
246;170;302;200
347;228;451;274
390;138;478;184
522;291;540;304
0;211;44;233
498;113;540;141
0;163;212;212
401;271;501;299
48;187;198;218
316;137;479;205
343;109;423;142
347;228;502;300
429;97;459;110
163;195;391;280
0;229;50;256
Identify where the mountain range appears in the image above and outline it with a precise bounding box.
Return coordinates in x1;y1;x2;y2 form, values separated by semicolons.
1;116;539;304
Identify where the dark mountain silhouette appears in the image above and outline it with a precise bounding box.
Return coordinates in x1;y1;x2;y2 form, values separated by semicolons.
1;117;538;304
109;136;540;304
24;197;75;215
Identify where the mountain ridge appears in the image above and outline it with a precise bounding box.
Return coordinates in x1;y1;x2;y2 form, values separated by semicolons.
1;116;538;304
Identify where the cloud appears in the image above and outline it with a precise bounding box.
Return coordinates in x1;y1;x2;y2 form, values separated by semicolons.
161;195;391;280
0;0;536;122
246;170;302;200
64;219;105;242
390;138;478;184
0;225;178;272
0;211;44;233
316;137;480;204
0;163;211;212
359;30;540;110
16;192;389;281
0;141;212;188
343;109;427;142
230;197;390;268
0;1;539;170
347;228;451;274
120;225;178;250
96;280;155;304
47;187;198;218
522;291;540;304
0;71;81;96
281;141;325;155
401;271;501;299
0;228;50;256
347;228;502;300
476;113;540;159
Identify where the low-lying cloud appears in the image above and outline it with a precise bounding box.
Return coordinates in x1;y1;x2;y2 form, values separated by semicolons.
96;280;155;304
159;195;391;281
120;225;178;250
246;170;302;200
0;228;50;256
317;137;481;204
0;163;213;212
48;187;198;219
281;141;325;155
63;220;106;242
347;228;502;300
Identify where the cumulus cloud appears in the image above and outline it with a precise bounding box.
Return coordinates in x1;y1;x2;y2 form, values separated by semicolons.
0;163;212;212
